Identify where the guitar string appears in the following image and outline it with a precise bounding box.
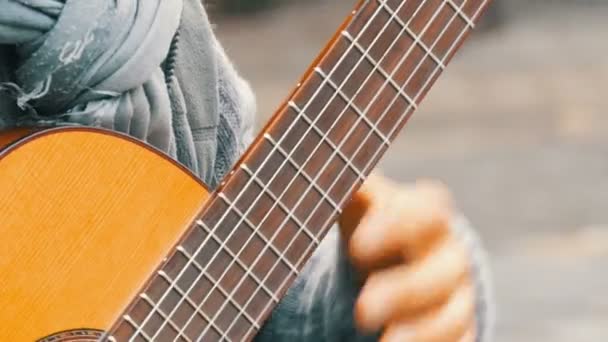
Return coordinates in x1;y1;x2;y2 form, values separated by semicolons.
325;0;488;210
108;0;480;336
156;0;478;340
214;0;457;339
171;0;423;339
129;1;393;340
239;2;490;338
197;3;464;338
189;0;436;339
189;0;482;340
145;0;478;340
232;0;488;339
170;1;430;340
173;0;478;340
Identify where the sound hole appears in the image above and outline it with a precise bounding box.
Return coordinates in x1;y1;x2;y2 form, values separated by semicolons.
39;329;104;342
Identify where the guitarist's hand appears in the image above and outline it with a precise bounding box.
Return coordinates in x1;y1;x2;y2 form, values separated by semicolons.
339;174;475;342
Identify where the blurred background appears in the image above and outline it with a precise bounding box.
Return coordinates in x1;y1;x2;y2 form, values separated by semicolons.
210;1;608;341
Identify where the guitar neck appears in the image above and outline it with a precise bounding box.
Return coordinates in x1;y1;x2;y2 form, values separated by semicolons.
109;0;492;340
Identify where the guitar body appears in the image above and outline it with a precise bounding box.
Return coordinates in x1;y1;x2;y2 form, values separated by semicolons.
0;128;208;341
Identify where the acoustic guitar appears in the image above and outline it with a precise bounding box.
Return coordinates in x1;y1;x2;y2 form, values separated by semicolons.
0;0;492;341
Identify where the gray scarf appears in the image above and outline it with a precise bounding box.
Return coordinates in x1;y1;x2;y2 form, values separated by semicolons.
0;0;253;186
0;0;181;151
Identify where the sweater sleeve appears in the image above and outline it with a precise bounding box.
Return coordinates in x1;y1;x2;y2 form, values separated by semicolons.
255;218;495;342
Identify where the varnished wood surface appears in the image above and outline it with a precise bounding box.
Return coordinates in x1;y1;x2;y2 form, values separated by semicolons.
0;128;208;341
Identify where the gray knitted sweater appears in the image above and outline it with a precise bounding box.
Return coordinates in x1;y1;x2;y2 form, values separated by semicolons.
0;1;493;340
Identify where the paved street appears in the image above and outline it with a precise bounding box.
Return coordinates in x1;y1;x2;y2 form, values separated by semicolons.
214;2;608;340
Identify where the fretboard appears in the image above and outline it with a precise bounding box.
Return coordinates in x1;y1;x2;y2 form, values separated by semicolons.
108;0;491;340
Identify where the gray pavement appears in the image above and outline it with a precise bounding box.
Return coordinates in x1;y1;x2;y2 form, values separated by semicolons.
214;2;608;340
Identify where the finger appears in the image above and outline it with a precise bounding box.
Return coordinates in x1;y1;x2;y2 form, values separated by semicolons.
349;181;453;271
356;236;470;331
339;173;395;242
339;178;378;242
380;285;475;342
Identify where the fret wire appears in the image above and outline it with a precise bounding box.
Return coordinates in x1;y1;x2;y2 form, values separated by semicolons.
137;1;484;340
195;36;425;333
164;215;276;342
240;1;479;336
322;0;478;221
230;0;482;340
217;192;303;274
131;215;226;341
254;0;444;270
313;66;393;146
377;0;447;70
193;4;411;339
229;1;434;241
183;149;322;316
241;163;329;239
286;102;369;182
241;0;489;338
188;10;398;332
179;208;298;340
150;231;261;342
122;316;152;342
179;243;279;318
155;270;234;341
176;9;392;332
125;1;457;340
174;247;262;334
372;0;483;142
222;57;430;333
175;246;268;324
99;334;117;342
146;175;295;339
287;101;372;168
287;101;364;175
183;126;349;340
138;293;193;342
153;186;290;339
197;190;319;338
263;133;346;212
146;260;222;342
193;221;289;294
284;0;432;169
304;0;460;198
318;0;490;240
130;3;402;340
444;0;476;28
340;31;419;109
359;0;489;177
233;1;439;337
174;7;396;338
